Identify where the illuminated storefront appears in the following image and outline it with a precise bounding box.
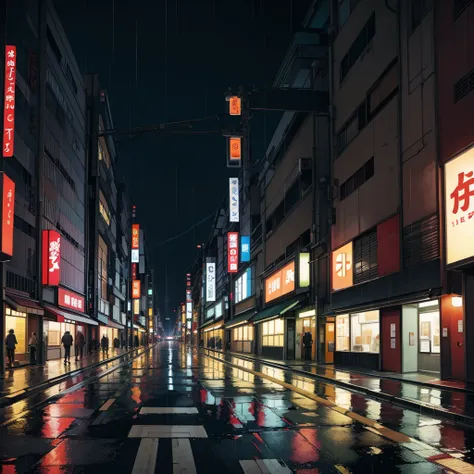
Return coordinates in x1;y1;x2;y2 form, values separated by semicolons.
201;319;224;350
5;308;27;360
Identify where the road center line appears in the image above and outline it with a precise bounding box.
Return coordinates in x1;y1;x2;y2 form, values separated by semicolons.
132;438;159;474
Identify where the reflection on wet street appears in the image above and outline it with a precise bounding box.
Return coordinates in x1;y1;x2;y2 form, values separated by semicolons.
0;342;471;472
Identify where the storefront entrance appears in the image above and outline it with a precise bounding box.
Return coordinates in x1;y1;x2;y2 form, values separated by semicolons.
296;314;316;361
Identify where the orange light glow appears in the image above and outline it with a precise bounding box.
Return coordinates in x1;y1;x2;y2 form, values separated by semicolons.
229;137;242;161
229;96;241;116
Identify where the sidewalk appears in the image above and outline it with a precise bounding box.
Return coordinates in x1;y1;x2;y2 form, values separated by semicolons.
203;348;474;425
0;347;133;399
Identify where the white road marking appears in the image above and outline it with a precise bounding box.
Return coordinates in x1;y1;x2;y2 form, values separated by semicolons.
239;459;292;474
99;398;116;411
128;425;208;438
172;438;197;473
132;438;159;474
140;407;198;415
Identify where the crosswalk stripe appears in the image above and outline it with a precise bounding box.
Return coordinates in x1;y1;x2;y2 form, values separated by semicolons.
128;425;208;438
239;460;292;474
99;398;116;411
140;407;198;415
132;438;159;474
172;438;197;473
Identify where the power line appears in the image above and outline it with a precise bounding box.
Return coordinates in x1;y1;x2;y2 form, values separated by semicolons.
153;210;216;248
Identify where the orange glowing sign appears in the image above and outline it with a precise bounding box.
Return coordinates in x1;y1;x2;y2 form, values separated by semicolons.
265;261;295;304
229;137;242;161
132;280;141;299
132;224;139;249
0;172;15;258
229;96;241;116
332;242;353;291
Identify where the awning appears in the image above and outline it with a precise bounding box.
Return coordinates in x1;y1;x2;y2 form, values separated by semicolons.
6;292;44;315
44;304;98;326
225;309;257;329
106;319;125;329
201;319;224;333
253;296;305;324
200;316;223;330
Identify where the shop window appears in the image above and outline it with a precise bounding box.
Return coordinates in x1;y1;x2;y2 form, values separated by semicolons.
261;319;284;347
47;321;61;346
336;314;350;351
233;325;254;342
419;302;440;354
5;308;27;354
350;311;380;353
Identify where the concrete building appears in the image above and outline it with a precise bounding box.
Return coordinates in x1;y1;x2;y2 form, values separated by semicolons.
329;0;443;375
85;76;128;347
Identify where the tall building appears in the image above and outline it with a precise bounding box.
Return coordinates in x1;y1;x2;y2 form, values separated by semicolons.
436;0;474;381
85;76;128;347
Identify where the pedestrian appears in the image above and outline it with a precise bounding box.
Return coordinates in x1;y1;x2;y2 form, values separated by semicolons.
303;331;312;361
5;329;18;368
29;332;37;364
61;330;73;364
75;330;85;361
101;334;109;356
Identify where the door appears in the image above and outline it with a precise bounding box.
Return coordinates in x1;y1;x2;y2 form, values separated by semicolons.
325;322;335;364
286;319;295;360
381;308;401;373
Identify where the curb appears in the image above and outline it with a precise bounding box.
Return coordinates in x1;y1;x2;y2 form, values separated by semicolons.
0;346;152;407
200;347;474;427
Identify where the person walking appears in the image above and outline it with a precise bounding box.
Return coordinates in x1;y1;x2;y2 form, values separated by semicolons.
5;329;18;368
29;332;37;364
303;331;313;361
101;334;109;356
75;331;85;361
61;330;73;364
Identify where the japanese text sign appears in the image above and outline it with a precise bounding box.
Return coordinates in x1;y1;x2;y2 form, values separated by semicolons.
132;280;141;299
42;230;61;286
206;259;216;302
0;172;15;258
132;263;137;280
240;235;250;262
331;242;353;291
265;261;295;303
58;287;85;312
229;96;241;116
132;224;139;249
3;46;16;158
445;147;474;265
229;177;239;222
229;137;242;161
227;232;239;273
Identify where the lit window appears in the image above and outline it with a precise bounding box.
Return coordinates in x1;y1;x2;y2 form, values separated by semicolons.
336;314;350;351
350;311;380;353
99;190;111;226
261;318;284;347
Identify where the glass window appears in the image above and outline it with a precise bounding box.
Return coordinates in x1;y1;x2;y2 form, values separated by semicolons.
261;318;284;347
419;309;440;354
5;312;27;353
47;321;61;346
336;314;350;351
98;136;110;168
99;190;111;226
98;235;108;300
350;311;380;353
235;267;253;303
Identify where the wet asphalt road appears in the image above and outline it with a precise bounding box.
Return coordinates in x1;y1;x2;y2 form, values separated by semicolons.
0;343;473;473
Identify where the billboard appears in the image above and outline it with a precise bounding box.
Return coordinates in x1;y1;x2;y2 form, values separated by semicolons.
42;230;61;286
3;46;16;157
227;232;239;273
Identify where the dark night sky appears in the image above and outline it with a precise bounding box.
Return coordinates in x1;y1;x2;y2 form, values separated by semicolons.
53;0;312;327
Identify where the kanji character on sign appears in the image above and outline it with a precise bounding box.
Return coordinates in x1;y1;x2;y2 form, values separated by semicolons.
451;171;474;214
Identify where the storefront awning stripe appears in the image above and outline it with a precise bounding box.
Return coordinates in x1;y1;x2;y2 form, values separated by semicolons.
225;309;257;329
105;319;124;329
200;316;223;330
6;293;44;315
44;305;98;326
253;296;305;324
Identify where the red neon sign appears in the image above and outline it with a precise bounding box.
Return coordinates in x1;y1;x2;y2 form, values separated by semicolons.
132;224;139;249
58;287;85;312
0;172;15;258
3;46;16;157
132;263;137;280
42;230;61;286
132;280;141;299
227;232;239;273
